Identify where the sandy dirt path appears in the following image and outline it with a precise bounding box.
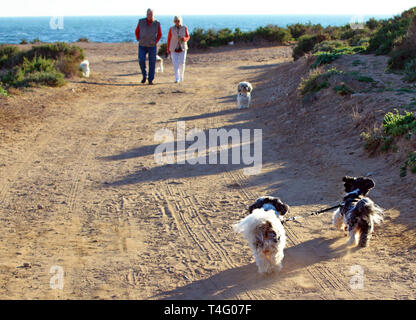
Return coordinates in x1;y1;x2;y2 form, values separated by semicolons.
0;43;415;299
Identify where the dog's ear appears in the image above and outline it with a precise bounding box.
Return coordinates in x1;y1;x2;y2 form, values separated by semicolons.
357;177;375;195
248;197;265;214
271;198;290;216
342;176;356;192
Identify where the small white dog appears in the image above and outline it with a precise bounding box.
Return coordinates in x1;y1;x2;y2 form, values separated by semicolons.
234;196;288;274
156;55;164;73
146;55;164;73
79;60;90;78
237;81;253;109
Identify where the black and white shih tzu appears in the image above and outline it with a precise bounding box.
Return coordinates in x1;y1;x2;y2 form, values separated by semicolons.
332;176;384;247
234;196;289;274
237;81;253;109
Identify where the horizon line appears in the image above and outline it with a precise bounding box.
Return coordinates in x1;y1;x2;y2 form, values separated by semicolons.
0;13;397;18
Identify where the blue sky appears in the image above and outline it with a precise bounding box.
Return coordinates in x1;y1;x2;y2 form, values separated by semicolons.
0;0;414;16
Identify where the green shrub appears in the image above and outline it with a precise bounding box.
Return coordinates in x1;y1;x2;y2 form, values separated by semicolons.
404;59;416;82
312;40;345;53
30;38;41;44
254;25;292;43
0;45;21;69
400;152;416;177
383;109;416;137
311;45;366;68
293;34;329;60
354;75;375;83
20;39;28;45
78;37;89;42
288;23;308;39
366;18;381;30
334;83;354;95
311;52;341;68
188;25;291;49
367;8;415;55
1;56;65;88
0;82;8;96
298;67;343;96
158;42;167;56
361;129;383;154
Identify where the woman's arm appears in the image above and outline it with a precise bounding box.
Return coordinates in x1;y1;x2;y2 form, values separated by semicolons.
181;27;190;42
167;28;172;54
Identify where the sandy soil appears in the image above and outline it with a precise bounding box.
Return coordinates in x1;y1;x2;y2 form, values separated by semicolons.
0;42;415;299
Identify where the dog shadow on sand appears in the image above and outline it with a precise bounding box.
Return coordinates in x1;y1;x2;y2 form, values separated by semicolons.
153;237;354;300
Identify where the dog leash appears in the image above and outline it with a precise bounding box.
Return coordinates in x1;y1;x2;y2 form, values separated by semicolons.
308;204;342;216
281;203;342;224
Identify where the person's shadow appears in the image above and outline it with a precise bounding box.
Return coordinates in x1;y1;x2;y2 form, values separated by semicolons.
152;237;350;300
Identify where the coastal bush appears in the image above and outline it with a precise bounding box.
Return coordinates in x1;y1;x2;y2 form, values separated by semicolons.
367;8;415;55
0;45;21;69
158;43;167;57
400;152;416;177
1;56;65;88
288;23;308;39
362;108;416;167
0;42;84;93
403;59;416;82
298;67;343;96
312;40;345;53
334;83;354;95
78;37;89;42
383;109;416;137
25;43;85;76
366;18;381;30
188;25;292;49
254;25;292;43
0;83;8;97
311;45;366;68
387;16;416;77
292;34;329;60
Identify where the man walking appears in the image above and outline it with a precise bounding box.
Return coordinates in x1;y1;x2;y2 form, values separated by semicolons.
135;9;162;85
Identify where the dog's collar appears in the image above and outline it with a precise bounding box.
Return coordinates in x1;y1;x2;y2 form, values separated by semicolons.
262;203;280;217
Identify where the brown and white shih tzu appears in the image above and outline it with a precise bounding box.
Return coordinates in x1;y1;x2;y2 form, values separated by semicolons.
332;176;384;247
234;196;289;274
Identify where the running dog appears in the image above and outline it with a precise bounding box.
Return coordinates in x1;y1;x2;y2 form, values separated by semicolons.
234;196;289;274
332;176;384;247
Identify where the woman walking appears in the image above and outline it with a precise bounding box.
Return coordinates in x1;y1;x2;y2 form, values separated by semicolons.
167;16;190;83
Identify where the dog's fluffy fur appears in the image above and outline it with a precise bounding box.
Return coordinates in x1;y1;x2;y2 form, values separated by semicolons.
332;176;384;247
237;82;253;109
79;60;90;78
234;196;288;274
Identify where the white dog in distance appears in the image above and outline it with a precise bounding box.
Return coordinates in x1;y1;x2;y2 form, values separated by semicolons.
237;81;253;109
79;60;90;78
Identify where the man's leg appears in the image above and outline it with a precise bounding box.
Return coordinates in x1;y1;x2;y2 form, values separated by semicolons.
138;45;147;82
148;46;157;83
